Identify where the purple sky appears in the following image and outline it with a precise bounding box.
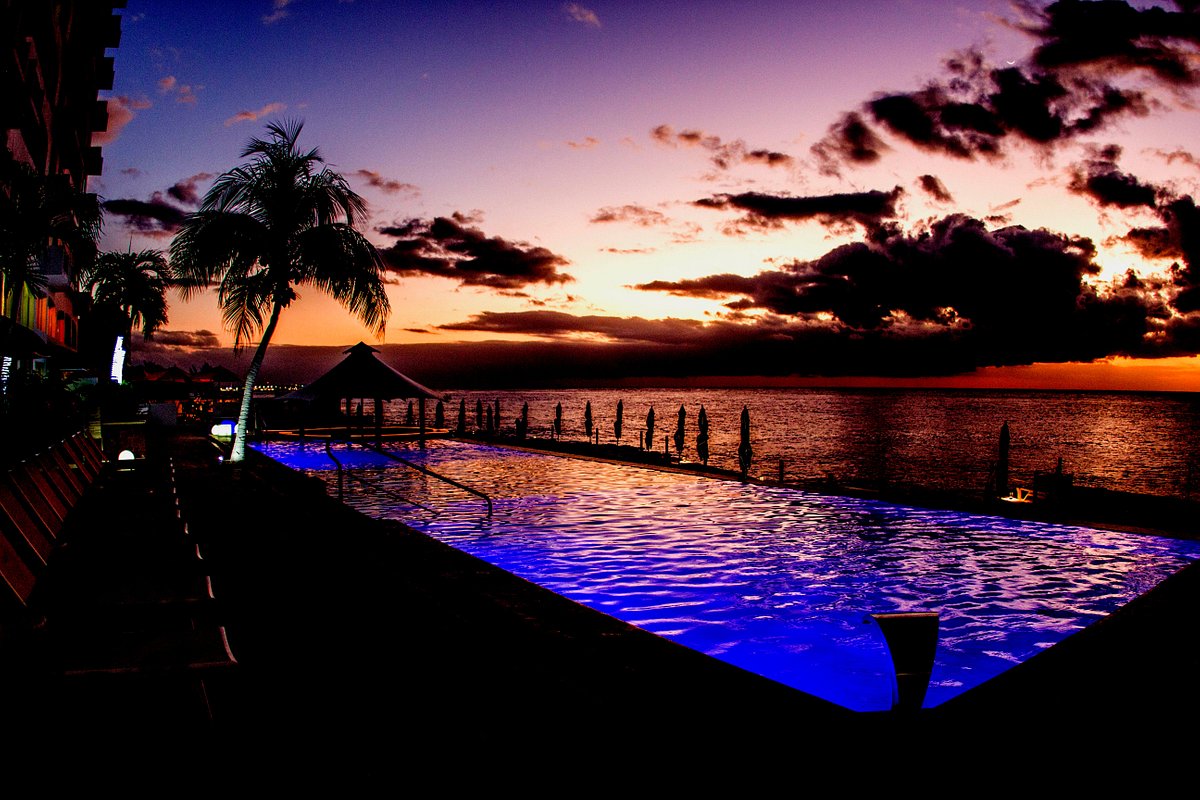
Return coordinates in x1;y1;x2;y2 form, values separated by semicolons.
93;1;1200;388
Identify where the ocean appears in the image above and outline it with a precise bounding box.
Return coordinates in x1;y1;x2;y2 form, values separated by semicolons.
384;388;1200;500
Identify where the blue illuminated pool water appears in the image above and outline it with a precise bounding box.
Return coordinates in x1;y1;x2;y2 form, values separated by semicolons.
254;439;1200;712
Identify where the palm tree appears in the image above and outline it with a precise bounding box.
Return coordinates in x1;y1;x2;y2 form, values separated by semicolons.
79;249;171;381
1;158;102;343
170;120;390;462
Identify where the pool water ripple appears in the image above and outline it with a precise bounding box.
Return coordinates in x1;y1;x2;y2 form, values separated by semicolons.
255;440;1200;712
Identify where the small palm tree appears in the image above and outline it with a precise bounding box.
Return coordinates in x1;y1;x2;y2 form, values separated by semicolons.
0;158;102;333
79;249;171;380
170;120;390;462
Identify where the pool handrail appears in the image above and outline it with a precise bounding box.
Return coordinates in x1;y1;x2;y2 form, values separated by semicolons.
324;441;345;501
360;442;493;517
342;469;438;516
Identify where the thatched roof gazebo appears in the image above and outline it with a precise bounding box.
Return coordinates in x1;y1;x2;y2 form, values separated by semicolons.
282;342;444;447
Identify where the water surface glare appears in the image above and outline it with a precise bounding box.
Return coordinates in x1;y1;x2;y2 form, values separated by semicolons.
255;440;1200;711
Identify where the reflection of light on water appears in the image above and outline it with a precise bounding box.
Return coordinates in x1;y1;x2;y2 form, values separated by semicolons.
255;439;1200;712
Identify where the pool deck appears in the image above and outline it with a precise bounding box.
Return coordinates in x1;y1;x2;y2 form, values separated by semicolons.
5;427;1198;778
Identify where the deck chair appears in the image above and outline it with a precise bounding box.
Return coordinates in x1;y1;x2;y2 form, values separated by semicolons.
1;461;219;629
0;475;55;564
61;433;102;483
0;488;235;678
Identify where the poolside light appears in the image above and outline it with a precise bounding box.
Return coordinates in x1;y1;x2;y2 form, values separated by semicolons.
109;335;126;383
118;449;136;461
211;421;236;439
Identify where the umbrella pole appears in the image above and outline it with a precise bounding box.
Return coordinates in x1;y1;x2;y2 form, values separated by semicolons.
419;397;426;450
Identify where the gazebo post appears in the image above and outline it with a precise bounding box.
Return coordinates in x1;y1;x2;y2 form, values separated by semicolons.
419;396;426;449
374;397;383;444
345;396;352;439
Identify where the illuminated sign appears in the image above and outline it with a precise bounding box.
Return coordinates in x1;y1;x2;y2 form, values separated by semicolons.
110;335;125;383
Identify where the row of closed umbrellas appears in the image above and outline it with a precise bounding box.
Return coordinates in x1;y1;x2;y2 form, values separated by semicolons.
434;398;756;475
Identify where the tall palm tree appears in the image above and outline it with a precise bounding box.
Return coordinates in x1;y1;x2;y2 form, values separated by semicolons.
170;120;390;462
79;249;171;380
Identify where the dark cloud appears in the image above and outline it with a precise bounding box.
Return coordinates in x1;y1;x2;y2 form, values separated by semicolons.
813;45;1151;171
150;329;222;348
130;329;222;359
634;213;1167;366
872;65;1145;157
651;124;794;170
589;204;670;226
1028;0;1200;85
1067;144;1160;209
1115;225;1181;260
917;174;954;202
377;215;573;289
1161;195;1200;312
439;311;711;345
103;193;188;236
694;187;903;233
812;114;888;176
353;169;419;195
632;274;761;300
166;172;214;206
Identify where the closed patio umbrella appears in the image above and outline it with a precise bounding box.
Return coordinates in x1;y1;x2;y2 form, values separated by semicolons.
697;405;709;466
996;421;1010;498
738;405;753;476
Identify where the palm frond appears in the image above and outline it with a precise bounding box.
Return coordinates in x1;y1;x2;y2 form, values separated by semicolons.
217;270;276;350
293;224;391;336
170;211;267;300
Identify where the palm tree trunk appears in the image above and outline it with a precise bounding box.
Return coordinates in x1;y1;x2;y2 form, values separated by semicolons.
230;300;283;463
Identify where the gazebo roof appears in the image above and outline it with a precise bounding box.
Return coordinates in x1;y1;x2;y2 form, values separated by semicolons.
289;342;441;402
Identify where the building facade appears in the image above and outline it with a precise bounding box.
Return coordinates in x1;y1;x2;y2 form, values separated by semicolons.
1;0;123;370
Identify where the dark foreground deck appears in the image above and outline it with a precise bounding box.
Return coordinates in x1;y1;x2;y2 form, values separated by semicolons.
3;428;1198;783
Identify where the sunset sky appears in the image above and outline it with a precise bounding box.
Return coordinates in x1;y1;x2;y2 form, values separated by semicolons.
93;0;1200;389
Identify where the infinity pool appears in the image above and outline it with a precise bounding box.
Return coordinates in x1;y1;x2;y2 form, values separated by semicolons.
255;439;1200;711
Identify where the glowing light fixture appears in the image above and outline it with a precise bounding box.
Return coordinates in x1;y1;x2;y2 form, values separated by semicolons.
110;336;126;383
0;355;10;395
117;449;136;461
210;421;236;438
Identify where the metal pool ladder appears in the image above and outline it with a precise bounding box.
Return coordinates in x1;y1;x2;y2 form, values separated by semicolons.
361;442;493;517
323;441;437;515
